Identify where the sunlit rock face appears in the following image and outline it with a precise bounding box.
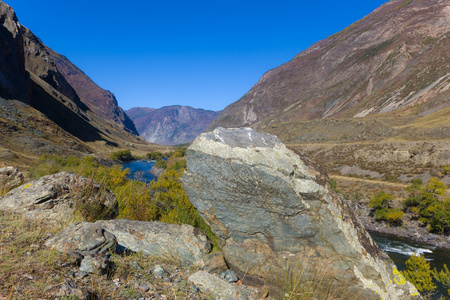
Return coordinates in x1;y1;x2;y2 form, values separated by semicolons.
183;127;420;299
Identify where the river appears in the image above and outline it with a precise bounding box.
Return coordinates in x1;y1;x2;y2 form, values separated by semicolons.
123;161;449;298
122;160;157;182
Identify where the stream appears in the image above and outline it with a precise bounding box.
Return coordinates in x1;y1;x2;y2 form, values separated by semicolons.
123;161;449;298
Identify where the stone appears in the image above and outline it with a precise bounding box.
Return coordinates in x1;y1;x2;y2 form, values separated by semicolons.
153;265;169;277
182;127;420;299
0;172;118;220
0;166;23;191
219;269;238;283
188;270;249;300
95;219;211;265
44;222;117;256
203;252;228;274
79;254;111;275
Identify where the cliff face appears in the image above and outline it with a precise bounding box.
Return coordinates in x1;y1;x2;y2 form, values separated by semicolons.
47;48;139;135
210;0;450;137
127;106;219;146
0;0;148;166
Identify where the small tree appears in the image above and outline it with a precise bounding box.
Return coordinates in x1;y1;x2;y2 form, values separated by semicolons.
369;191;404;226
402;254;436;294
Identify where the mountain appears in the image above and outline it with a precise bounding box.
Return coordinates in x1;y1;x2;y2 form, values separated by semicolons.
46;48;138;135
0;1;152;167
210;0;450;143
127;106;220;145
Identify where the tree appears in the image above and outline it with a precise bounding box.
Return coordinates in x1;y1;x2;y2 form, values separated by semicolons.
402;254;436;294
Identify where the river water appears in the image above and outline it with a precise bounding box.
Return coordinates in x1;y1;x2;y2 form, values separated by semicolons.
122;161;449;298
122;160;156;182
371;231;450;298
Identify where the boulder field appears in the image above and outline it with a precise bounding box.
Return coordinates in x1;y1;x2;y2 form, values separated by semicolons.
183;127;420;299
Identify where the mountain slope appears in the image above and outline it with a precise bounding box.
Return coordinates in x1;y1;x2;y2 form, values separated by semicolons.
210;0;450;140
127;106;220;145
0;1;152;166
46;48;139;135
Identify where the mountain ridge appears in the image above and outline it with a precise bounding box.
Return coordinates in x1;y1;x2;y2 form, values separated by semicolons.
127;105;220;146
209;0;450;140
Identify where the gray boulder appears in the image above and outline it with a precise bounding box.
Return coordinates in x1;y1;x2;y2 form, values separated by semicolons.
44;222;117;256
95;219;211;265
0;172;118;220
188;270;248;300
0;166;23;191
183;127;420;299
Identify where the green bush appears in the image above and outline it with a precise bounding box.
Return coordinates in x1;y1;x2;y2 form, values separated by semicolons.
154;159;167;169
369;191;404;226
146;151;163;160
110;149;134;162
403;177;450;234
402;254;436;293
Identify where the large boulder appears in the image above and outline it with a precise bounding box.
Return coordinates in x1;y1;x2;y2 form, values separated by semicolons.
0;172;118;220
182;127;420;299
95;219;211;265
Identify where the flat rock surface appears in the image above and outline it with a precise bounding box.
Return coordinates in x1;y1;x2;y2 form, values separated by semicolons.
95;219;211;265
183;127;421;299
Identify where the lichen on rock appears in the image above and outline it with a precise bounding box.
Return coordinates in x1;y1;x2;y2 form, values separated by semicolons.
183;127;421;299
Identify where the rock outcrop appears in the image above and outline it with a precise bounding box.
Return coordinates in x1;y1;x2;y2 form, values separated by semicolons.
0;172;118;220
95;219;211;265
183;127;420;299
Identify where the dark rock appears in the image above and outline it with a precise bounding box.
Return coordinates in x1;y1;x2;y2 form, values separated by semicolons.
183;127;420;299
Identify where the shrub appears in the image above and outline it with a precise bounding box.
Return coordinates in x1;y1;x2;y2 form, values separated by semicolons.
369;191;404;226
403;177;450;234
110;149;134;162
402;254;436;293
146;151;163;160
154;159;167;169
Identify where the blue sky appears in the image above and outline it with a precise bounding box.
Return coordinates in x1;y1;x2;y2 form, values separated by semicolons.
6;0;388;111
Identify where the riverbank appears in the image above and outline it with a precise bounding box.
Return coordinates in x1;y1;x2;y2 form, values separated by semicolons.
356;204;450;249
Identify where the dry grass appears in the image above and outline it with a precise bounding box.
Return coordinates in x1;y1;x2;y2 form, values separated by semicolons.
0;211;212;299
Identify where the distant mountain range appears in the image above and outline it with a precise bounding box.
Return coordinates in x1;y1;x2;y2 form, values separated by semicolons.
0;1;151;166
127;106;220;145
210;0;450;143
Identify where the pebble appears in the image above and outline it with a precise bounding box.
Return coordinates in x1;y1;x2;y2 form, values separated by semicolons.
219;269;238;283
153;265;169;277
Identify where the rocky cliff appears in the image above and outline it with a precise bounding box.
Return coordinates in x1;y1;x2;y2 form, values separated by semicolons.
127;106;219;145
0;1;151;166
183;127;420;299
47;48;138;135
210;0;450;141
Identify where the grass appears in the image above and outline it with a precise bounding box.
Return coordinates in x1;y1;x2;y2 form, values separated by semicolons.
278;262;361;300
0;211;209;299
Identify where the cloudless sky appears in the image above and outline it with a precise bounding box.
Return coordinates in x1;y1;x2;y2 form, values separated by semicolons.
5;0;388;111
